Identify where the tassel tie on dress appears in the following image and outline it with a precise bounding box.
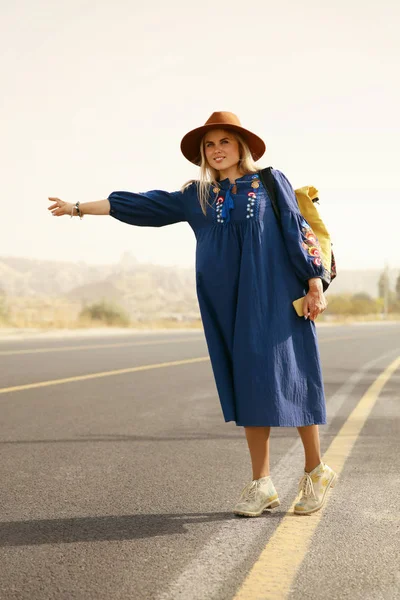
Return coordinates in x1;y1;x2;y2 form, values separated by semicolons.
221;183;235;224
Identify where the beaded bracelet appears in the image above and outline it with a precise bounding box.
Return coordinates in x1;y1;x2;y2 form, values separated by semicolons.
70;201;83;219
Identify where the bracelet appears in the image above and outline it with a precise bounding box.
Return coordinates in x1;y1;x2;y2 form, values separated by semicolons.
71;201;83;220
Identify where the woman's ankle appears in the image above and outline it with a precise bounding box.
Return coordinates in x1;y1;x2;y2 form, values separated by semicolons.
253;472;270;480
305;460;323;473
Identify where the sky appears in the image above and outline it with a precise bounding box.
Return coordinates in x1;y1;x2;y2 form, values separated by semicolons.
1;0;399;273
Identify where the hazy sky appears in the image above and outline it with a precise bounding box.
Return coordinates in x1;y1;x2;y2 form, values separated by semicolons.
1;0;399;272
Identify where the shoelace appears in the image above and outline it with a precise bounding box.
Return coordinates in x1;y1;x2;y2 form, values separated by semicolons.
240;480;259;502
298;473;317;500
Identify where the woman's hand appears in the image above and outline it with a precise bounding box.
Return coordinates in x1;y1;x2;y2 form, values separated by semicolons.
48;198;110;216
48;197;74;217
303;278;328;321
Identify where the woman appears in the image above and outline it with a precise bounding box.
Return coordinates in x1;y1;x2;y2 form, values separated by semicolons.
48;111;337;516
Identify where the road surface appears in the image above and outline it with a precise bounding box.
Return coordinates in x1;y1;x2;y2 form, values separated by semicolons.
1;324;399;599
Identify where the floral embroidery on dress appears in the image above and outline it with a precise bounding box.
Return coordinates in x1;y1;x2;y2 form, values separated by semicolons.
247;192;256;219
210;184;225;223
300;218;323;266
216;195;225;223
211;173;262;224
246;174;260;219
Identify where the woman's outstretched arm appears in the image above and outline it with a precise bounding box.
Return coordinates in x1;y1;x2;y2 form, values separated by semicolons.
48;198;110;217
49;186;190;226
107;188;188;228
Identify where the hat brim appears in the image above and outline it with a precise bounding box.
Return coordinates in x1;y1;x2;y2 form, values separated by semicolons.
180;123;266;166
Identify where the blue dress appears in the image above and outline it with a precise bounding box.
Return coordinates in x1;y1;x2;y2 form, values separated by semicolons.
108;169;327;427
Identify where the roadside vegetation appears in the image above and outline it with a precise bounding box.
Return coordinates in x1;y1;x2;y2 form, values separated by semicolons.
79;300;130;327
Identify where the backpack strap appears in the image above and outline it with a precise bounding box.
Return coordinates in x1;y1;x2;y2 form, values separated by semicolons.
258;167;281;225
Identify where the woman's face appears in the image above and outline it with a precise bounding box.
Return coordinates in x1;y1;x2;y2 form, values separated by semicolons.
203;128;240;172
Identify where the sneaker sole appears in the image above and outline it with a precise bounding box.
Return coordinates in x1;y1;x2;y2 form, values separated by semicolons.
294;472;338;515
233;498;281;517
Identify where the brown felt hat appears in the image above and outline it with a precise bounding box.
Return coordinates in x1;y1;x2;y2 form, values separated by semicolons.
180;111;266;166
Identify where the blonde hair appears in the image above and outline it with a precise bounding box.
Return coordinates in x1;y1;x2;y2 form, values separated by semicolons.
180;130;262;216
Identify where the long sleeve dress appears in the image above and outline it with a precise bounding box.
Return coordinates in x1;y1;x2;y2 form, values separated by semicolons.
108;169;328;427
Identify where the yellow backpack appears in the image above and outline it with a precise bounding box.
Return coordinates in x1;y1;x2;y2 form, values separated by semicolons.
259;167;337;292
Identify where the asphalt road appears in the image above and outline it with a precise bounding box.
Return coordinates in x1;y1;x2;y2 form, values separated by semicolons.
0;324;399;600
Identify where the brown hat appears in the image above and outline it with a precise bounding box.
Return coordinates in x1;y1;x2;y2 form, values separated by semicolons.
180;111;266;166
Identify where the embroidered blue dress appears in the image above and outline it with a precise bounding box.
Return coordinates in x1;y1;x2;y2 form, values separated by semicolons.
108;169;328;427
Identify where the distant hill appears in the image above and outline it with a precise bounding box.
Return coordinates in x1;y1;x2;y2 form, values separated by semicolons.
0;255;398;319
0;254;199;321
0;255;115;297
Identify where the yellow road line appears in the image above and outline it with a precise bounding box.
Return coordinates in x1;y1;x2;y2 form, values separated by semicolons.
0;357;210;395
233;355;400;600
0;336;204;356
0;331;393;397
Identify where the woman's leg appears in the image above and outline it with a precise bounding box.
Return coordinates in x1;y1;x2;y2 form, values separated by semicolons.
297;424;322;472
244;426;271;480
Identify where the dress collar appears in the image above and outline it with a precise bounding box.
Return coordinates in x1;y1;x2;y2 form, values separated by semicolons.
217;172;259;189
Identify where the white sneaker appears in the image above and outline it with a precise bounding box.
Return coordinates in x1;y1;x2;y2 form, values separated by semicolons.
233;476;280;517
294;462;338;515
